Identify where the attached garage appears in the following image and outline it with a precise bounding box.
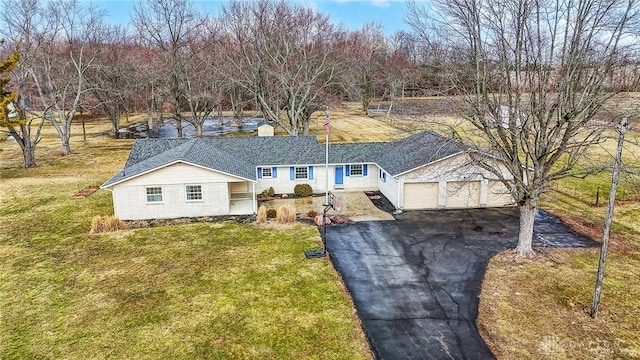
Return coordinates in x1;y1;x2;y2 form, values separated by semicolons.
403;182;439;209
445;181;481;208
486;180;514;207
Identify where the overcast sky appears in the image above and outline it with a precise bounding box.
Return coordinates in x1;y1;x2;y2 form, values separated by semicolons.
94;0;411;35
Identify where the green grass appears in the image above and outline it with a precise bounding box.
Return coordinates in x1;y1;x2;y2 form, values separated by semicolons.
0;121;370;359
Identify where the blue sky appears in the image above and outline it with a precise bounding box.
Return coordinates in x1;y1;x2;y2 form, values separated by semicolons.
94;0;411;35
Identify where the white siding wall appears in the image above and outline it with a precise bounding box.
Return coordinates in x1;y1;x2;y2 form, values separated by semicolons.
399;153;513;182
113;183;230;220
111;162;247;220
256;165;325;194
378;170;400;209
339;164;378;191
256;164;378;195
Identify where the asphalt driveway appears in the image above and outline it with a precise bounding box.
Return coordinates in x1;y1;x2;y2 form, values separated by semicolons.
326;207;596;360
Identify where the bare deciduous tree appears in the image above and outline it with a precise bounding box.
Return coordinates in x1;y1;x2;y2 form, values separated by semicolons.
0;0;53;166
84;25;136;135
181;22;226;137
133;0;205;138
407;0;640;256
221;0;345;135
34;0;106;155
343;23;387;115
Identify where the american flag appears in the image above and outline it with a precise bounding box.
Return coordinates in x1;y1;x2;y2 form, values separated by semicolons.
324;112;330;135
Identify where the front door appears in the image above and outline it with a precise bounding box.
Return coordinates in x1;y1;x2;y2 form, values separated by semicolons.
335;166;344;185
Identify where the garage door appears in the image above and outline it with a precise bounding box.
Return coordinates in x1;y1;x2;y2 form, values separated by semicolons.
403;182;439;209
445;181;480;208
486;180;514;207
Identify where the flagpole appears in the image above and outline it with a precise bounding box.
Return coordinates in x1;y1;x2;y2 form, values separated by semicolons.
325;109;330;205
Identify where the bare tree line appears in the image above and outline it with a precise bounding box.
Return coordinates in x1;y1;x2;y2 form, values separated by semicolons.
1;0;424;166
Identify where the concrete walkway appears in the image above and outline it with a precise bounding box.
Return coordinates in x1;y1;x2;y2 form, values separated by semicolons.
326;208;596;360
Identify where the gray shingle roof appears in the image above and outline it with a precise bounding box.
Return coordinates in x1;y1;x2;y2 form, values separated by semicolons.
377;131;463;175
102;131;464;188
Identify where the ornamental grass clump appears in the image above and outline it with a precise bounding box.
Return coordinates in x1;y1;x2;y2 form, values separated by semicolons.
256;205;267;224
276;204;297;223
90;215;126;234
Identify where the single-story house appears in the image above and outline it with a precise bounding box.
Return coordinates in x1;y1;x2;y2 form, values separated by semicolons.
101;131;515;220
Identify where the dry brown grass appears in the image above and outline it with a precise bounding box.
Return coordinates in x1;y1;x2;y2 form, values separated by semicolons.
479;248;640;359
256;205;267;224
272;104;409;142
89;215;126;234
276;204;297;223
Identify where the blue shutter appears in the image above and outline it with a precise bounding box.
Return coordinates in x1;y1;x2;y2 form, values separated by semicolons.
272;167;277;178
383;172;386;182
257;167;263;179
290;167;295;180
309;166;314;180
363;164;368;176
345;165;350;177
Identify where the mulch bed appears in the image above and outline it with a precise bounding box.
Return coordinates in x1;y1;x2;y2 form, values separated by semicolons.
364;191;396;213
72;185;100;198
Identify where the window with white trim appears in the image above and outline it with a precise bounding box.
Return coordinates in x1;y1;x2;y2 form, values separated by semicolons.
146;187;163;203
185;185;203;201
295;166;308;180
349;164;363;176
262;167;272;178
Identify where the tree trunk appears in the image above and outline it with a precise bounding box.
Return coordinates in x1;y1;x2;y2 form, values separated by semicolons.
303;120;310;135
22;143;37;168
110;114;120;134
195;122;203;137
9;126;38;168
515;201;537;256
61;136;71;155
147;110;153;131
176;118;183;138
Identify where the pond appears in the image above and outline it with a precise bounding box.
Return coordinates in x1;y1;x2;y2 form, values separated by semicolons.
117;116;265;139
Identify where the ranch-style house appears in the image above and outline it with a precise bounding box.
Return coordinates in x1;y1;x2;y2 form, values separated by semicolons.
101;131;515;220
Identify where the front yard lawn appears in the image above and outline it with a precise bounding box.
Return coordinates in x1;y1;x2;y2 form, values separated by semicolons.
0;122;370;359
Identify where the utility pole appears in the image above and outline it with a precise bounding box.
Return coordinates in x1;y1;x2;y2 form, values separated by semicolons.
591;117;628;318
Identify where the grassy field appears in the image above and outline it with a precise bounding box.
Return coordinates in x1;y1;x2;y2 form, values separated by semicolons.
0;121;371;359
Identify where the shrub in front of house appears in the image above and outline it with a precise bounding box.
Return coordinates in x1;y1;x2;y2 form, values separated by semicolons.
266;208;277;219
267;187;275;197
90;215;126;234
276;204;297;223
294;183;313;197
256;205;267;223
307;209;318;218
